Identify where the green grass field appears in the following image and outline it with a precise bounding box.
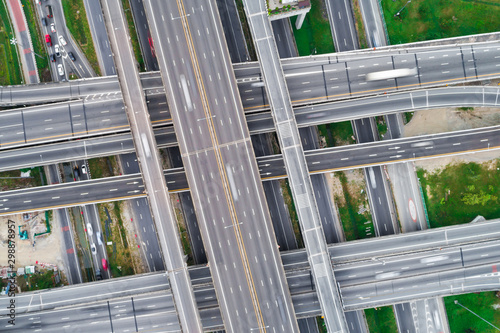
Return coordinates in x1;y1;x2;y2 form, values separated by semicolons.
382;0;500;45
444;292;500;333
318;121;356;147
336;171;375;241
417;159;500;228
0;1;23;85
20;0;49;81
365;306;398;333
61;0;100;75
291;0;335;56
122;0;145;72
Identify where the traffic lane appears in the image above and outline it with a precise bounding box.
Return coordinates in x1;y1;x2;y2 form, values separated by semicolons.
219;140;297;330
329;219;500;263
185;150;263;331
334;248;463;287
216;0;249;63
0;174;146;215
127;0;158;71
179;191;207;264
272;18;297;59
364;165;396;236
387;162;427;232
341;263;500;310
0;272;170;316
83;0;115;76
345;310;368;333
394;302;414;333
325;0;358;52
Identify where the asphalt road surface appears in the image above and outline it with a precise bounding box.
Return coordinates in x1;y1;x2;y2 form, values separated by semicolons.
143;0;298;331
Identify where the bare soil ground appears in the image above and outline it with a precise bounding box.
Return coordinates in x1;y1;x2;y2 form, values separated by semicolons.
403;106;500;171
0;213;65;275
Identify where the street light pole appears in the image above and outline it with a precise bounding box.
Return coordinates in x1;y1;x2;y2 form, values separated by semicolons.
395;0;411;17
454;300;500;331
10;37;44;59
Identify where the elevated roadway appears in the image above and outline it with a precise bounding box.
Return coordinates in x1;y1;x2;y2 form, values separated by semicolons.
243;0;346;331
101;0;203;330
2;221;500;330
143;0;298;331
0;125;498;214
1;41;499;109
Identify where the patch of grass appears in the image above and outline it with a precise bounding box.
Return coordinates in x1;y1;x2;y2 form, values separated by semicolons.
0;167;46;190
174;205;194;266
403;111;414;124
20;0;50;81
26;269;62;291
317;121;355;147
0;1;23;85
351;0;368;49
235;0;256;61
317;316;327;333
61;0;100;75
444;291;500;333
87;156;118;179
335;171;374;241
376;116;388;139
99;202;135;278
381;0;500;45
122;0;144;72
365;306;398;333
417;160;500;228
279;179;304;248
290;0;335;56
458;107;475;112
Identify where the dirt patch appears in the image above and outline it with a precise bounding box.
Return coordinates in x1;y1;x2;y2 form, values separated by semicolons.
0;212;65;278
404;106;500;172
326;173;345;205
404;107;500;137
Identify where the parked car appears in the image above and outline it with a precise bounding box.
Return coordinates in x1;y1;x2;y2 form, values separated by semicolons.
73;166;79;178
50;54;56;62
86;223;93;235
102;259;108;270
90;243;97;255
41;17;47;26
81;164;87;174
96;269;103;280
54;44;60;57
45;34;52;46
68;51;76;62
50;23;56;33
58;35;67;46
45;5;52;18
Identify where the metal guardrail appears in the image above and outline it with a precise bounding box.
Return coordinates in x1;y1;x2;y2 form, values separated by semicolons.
377;0;391;45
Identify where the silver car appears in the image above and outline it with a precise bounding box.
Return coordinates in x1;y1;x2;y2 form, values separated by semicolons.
57;64;64;76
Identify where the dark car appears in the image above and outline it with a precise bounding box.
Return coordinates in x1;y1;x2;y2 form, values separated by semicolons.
50;54;56;62
68;51;76;62
73;166;80;179
45;5;53;18
96;269;103;280
41;17;47;26
45;34;52;46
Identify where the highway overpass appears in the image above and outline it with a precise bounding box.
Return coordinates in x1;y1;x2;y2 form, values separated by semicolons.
2;219;500;330
0;125;498;215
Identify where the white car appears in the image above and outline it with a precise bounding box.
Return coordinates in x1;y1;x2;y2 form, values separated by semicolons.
96;232;103;246
50;23;56;33
58;35;67;46
86;223;93;235
54;44;60;57
57;64;64;76
81;164;87;174
90;243;97;255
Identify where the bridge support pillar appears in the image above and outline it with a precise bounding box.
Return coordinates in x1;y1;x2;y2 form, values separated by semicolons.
295;13;306;30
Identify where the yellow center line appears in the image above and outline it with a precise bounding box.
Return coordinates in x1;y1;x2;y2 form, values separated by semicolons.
175;1;266;330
